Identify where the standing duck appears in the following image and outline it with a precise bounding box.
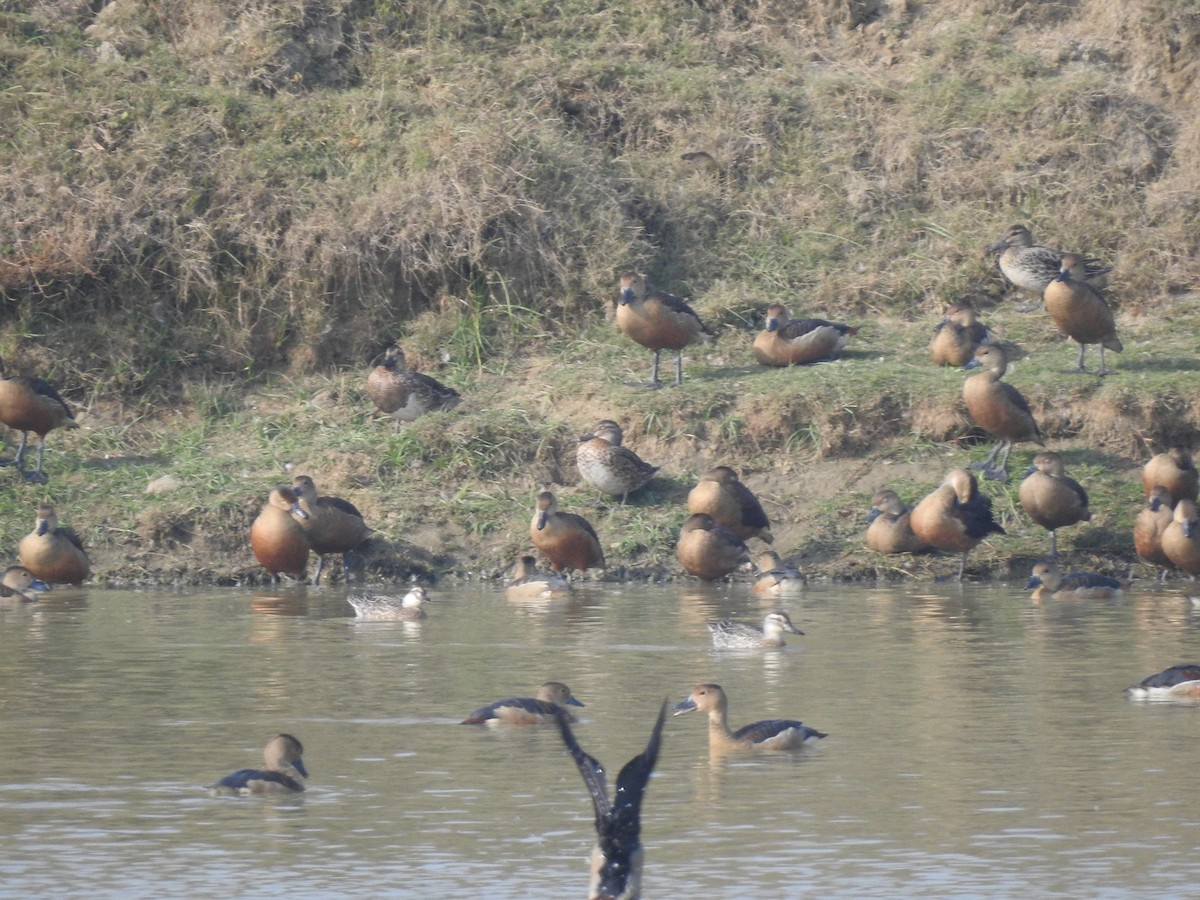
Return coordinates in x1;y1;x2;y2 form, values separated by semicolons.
0;356;78;483
962;343;1044;481
1043;254;1122;376
576;419;659;504
365;344;460;427
753;303;858;367
290;475;369;585
17;502;89;586
616;272;714;388
250;485;311;583
909;468;1005;582
1018;451;1090;558
530;491;605;574
553;700;666;900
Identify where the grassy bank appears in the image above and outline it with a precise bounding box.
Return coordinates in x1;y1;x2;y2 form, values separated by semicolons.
0;1;1197;584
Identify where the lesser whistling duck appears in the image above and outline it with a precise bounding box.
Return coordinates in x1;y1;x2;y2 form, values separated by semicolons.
17;502;89;586
909;468;1005;582
752;550;807;596
673;683;827;752
616;272;714;388
1142;448;1199;506
462;681;584;725
250;485;311;582
530;491;605;574
1133;486;1174;578
752;303;858;367
962;343;1044;481
505;554;574;601
929;301;992;367
1161;499;1200;577
290;475;369;585
0;565;48;602
1026;561;1125;602
1043;253;1122;376
686;465;772;543
1018;451;1090;558
676;513;750;581
865;489;931;555
0;356;78;483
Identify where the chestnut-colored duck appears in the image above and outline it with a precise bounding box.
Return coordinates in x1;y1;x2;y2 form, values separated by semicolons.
1043;253;1122;376
909;468;1005;582
962;343;1044;481
1018;451;1090;558
616;272;714;387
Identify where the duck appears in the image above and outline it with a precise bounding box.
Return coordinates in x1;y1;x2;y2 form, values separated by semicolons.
553;700;666;900
708;612;803;649
209;733;307;796
752;550;807;596
752;303;858;367
929;301;992;367
1133;486;1174;577
530;491;605;574
0;565;49;602
365;344;460;427
576;419;659;504
676;513;750;581
686;465;773;543
1161;498;1200;577
1142;448;1199;506
0;356;78;484
462;681;585;725
505;554;574;600
616;272;714;388
962;343;1044;481
1026;561;1125;601
250;485;311;583
17;502;90;586
909;468;1005;582
1043;254;1123;376
1018;451;1090;558
345;585;430;621
865;489;931;555
988;224;1111;301
673;683;826;752
1125;664;1200;701
290;475;370;585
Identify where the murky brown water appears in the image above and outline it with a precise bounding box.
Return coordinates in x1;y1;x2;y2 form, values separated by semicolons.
0;579;1198;897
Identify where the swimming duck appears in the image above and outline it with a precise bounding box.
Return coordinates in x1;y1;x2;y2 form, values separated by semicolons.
1142;448;1199;506
553;700;666;900
576;419;659;504
673;683;826;752
865;489;931;555
209;733;308;796
616;272;714;388
17;502;90;586
1043;254;1122;376
0;565;48;602
962;343;1044;481
929;301;992;367
1026;561;1125;601
708;612;803;649
345;585;430;621
909;468;1005;582
988;224;1111;301
530;491;605;574
0;356;78;484
290;475;370;585
1134;486;1174;577
1018;451;1090;558
250;485;311;582
365;344;460;427
462;681;585;725
1125;664;1200;701
752;303;858;367
1161;499;1200;577
676;513;750;581
686;465;772;543
505;554;574;600
752;550;807;596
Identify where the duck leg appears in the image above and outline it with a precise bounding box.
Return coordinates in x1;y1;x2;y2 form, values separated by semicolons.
313;555;326;586
1073;341;1087;373
1095;345;1110;377
26;439;49;484
649;349;662;388
0;431;30;473
673;350;684;387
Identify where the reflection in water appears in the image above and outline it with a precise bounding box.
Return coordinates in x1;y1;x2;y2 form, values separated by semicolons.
1;581;1200;896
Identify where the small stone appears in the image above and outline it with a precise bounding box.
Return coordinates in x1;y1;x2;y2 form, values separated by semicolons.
146;475;183;495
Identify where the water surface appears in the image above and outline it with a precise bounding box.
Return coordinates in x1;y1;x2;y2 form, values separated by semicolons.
1;579;1198;897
